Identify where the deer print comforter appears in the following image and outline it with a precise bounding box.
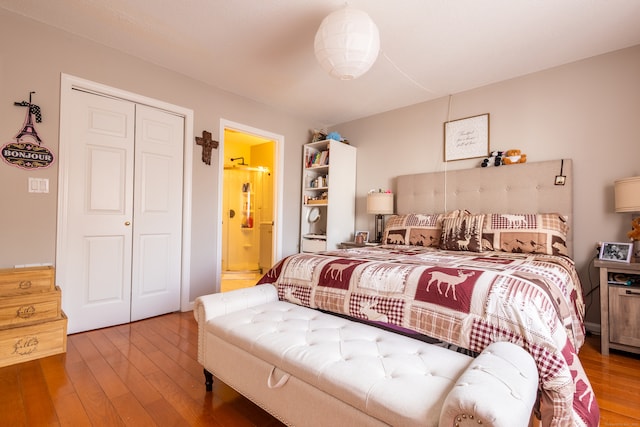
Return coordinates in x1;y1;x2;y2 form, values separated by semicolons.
257;245;599;427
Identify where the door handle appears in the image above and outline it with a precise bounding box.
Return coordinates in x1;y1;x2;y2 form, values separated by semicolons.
124;221;131;226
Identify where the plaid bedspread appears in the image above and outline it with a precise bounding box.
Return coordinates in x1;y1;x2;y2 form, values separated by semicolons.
257;245;599;427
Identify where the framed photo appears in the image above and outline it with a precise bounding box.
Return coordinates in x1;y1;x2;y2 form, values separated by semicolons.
599;242;633;263
444;113;490;161
355;230;369;243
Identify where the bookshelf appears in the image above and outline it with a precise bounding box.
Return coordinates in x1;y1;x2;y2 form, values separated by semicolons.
300;139;356;253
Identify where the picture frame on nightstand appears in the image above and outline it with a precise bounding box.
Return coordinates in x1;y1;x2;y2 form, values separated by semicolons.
355;230;369;243
599;242;633;263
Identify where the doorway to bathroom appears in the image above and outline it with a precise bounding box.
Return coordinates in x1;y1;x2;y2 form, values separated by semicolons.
219;121;282;292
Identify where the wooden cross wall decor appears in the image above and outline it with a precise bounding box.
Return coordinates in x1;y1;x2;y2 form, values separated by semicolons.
195;130;218;165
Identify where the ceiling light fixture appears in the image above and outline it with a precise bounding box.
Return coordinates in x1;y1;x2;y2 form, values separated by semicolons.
314;7;380;80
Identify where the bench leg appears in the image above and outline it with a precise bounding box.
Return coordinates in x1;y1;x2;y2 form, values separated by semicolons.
204;369;213;392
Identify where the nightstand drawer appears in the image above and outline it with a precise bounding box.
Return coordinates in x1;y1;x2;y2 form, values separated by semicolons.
609;285;640;347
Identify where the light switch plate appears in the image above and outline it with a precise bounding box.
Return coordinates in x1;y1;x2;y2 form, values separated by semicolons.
28;177;49;193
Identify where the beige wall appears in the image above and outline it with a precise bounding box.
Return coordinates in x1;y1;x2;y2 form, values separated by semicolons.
336;44;640;326
0;10;312;300
3;8;638;326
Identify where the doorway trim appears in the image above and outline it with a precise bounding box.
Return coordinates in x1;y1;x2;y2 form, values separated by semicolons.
217;119;284;289
57;73;194;312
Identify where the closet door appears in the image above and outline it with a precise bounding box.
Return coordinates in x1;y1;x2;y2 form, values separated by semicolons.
61;89;136;333
58;91;184;333
130;105;184;321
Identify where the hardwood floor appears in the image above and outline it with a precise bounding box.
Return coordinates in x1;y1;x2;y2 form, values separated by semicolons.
1;311;639;426
580;333;640;424
0;311;284;427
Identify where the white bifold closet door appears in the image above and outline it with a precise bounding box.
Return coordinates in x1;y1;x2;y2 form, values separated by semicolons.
58;89;184;334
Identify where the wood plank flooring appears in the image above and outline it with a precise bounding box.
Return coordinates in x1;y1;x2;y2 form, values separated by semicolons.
1;310;638;426
0;311;284;427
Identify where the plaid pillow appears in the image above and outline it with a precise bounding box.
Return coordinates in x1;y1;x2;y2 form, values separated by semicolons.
382;211;467;247
481;213;569;256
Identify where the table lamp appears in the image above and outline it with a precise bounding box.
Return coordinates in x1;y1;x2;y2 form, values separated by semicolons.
614;176;640;261
367;192;394;243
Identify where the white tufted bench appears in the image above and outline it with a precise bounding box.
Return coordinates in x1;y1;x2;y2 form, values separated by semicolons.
195;284;539;427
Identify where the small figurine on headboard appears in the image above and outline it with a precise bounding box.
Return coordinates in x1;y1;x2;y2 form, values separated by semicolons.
195;130;218;165
502;149;527;165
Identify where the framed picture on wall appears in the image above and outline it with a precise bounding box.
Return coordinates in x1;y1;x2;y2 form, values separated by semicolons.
444;113;490;161
599;242;632;263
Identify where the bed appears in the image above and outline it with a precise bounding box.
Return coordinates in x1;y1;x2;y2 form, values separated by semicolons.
257;159;599;427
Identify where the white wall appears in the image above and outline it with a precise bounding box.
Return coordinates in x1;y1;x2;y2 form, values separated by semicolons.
0;9;313;301
336;45;640;325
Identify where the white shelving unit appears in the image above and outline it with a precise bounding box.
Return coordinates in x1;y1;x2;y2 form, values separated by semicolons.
300;139;356;253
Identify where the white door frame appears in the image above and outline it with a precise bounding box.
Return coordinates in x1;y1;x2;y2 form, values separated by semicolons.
217;119;284;288
57;73;194;312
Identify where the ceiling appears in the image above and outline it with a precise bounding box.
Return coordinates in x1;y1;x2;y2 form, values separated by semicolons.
2;0;640;126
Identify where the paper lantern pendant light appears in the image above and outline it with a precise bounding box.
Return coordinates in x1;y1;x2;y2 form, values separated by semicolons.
314;7;380;80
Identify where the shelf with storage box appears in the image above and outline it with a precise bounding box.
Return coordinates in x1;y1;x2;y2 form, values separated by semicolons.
300;139;356;253
596;259;640;355
0;266;67;367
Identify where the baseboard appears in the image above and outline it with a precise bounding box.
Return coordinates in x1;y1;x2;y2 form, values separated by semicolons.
585;321;600;335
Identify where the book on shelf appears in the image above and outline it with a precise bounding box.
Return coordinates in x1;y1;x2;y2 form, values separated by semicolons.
306;150;329;167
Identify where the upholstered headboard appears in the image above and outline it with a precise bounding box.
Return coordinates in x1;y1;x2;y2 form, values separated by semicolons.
395;159;573;256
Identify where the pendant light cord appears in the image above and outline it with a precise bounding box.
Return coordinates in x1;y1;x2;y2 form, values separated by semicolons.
381;50;453;212
381;51;434;94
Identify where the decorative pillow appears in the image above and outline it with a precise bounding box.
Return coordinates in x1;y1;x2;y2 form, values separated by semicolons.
481;213;569;256
439;214;485;252
381;210;473;247
383;213;442;247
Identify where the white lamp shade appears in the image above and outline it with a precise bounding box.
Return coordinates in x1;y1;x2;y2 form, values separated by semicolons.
614;176;640;212
314;7;380;80
367;192;394;214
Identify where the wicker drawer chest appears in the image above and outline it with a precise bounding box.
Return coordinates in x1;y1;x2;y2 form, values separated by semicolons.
0;266;67;367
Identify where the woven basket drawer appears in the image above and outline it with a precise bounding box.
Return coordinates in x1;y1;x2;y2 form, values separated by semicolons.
0;312;67;367
0;286;61;328
0;266;55;296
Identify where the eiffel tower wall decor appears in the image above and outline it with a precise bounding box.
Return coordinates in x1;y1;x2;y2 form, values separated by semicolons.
1;92;55;170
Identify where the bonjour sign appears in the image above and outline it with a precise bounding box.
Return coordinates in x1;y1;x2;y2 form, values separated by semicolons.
2;142;54;169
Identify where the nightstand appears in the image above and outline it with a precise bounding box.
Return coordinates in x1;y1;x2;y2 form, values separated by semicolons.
595;259;640;355
340;241;379;249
